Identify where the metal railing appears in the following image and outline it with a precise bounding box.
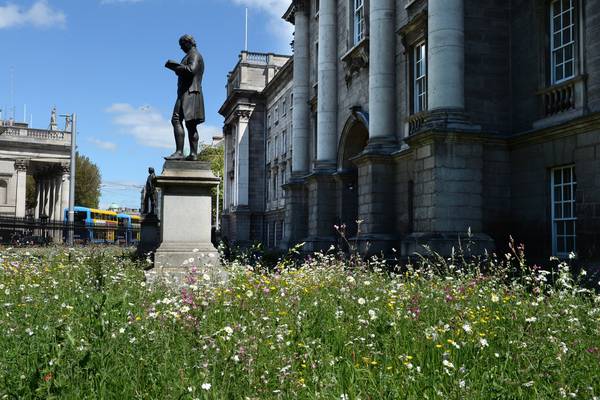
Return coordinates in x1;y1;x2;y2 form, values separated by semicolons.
0;216;140;246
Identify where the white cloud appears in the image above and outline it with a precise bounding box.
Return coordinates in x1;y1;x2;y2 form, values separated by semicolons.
228;0;293;51
105;103;221;150
99;0;143;4
0;0;66;29
88;137;117;151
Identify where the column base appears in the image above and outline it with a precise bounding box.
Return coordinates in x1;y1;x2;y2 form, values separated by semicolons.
401;232;495;258
423;108;482;132
301;235;337;253
346;233;399;256
280;176;308;250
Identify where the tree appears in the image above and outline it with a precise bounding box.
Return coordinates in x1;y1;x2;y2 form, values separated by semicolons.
197;144;224;223
74;153;102;208
25;175;37;211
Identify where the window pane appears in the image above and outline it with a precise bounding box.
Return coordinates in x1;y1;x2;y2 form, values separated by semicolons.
564;202;572;218
565;61;573;78
566;236;575;252
556;48;564;64
563;29;572;45
566;220;574;235
562;0;570;12
564;185;572;201
555;203;562;219
553;15;561;31
564;167;572;183
554;185;562;201
558;236;566;253
557;221;565;235
553;32;562;48
552;0;561;17
556;64;564;81
554;169;562;184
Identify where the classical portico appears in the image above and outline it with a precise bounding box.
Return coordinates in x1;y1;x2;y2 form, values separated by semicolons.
0;121;72;222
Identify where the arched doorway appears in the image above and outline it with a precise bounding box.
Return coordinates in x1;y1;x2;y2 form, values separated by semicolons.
337;115;368;240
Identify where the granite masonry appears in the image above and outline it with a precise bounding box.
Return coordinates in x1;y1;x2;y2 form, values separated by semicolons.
221;0;600;262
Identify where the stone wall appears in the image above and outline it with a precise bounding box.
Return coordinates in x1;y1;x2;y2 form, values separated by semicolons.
586;0;600;113
464;0;511;134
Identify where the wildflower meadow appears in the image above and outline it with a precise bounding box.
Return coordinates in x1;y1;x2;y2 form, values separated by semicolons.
0;245;599;399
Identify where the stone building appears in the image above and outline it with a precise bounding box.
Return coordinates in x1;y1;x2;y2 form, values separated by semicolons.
222;0;600;261
219;51;292;246
0;118;72;221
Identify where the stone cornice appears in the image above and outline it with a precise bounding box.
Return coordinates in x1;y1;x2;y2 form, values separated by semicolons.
509;111;600;148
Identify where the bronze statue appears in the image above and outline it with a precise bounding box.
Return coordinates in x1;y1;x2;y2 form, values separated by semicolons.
142;167;157;215
165;34;205;161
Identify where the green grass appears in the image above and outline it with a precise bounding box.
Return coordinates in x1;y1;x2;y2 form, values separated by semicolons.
0;246;599;399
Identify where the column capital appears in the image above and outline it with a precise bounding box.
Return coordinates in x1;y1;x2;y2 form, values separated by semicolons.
14;159;29;172
234;109;252;122
60;162;70;175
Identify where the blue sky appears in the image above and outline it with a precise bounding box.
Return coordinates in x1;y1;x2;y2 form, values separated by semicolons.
0;0;292;208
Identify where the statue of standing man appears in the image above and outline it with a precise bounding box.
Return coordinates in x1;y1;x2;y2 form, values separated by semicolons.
165;34;205;161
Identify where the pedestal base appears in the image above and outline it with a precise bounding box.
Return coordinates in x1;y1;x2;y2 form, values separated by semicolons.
147;160;222;285
137;214;160;256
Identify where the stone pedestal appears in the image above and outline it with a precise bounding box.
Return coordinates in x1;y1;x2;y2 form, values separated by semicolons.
353;150;399;255
137;213;160;257
303;171;337;252
147;160;222;285
280;176;308;249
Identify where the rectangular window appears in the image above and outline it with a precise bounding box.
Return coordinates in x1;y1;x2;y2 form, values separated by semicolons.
282;130;287;154
550;0;576;84
282;99;287;116
353;0;365;45
414;42;427;113
551;165;577;257
315;0;319;15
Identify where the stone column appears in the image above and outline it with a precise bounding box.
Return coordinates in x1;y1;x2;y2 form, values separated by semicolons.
291;2;310;175
281;1;310;248
234;110;251;206
428;0;465;111
367;0;396;147
14;160;28;218
222;125;230;210
35;177;41;218
53;174;63;221
60;164;70;221
347;1;399;255
44;178;51;218
316;0;337;167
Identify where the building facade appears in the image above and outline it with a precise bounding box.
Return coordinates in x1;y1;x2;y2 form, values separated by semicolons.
220;51;292;246
0;117;72;221
222;0;600;261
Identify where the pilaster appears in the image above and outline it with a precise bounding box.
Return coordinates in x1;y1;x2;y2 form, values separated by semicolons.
13;160;28;218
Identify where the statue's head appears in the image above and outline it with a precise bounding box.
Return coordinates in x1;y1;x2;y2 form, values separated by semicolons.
148;167;155;174
179;34;196;53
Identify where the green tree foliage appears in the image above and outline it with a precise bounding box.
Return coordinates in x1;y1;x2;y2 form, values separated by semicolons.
25;175;37;211
197;144;224;223
75;153;101;208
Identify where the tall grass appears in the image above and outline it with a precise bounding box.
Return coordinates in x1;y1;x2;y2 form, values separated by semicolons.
0;246;598;399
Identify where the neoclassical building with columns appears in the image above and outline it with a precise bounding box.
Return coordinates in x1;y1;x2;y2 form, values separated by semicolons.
0;120;72;222
222;0;600;261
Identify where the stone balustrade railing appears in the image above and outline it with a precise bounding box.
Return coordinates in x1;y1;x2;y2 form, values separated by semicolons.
407;111;427;136
244;51;269;64
0;126;68;141
539;79;577;117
